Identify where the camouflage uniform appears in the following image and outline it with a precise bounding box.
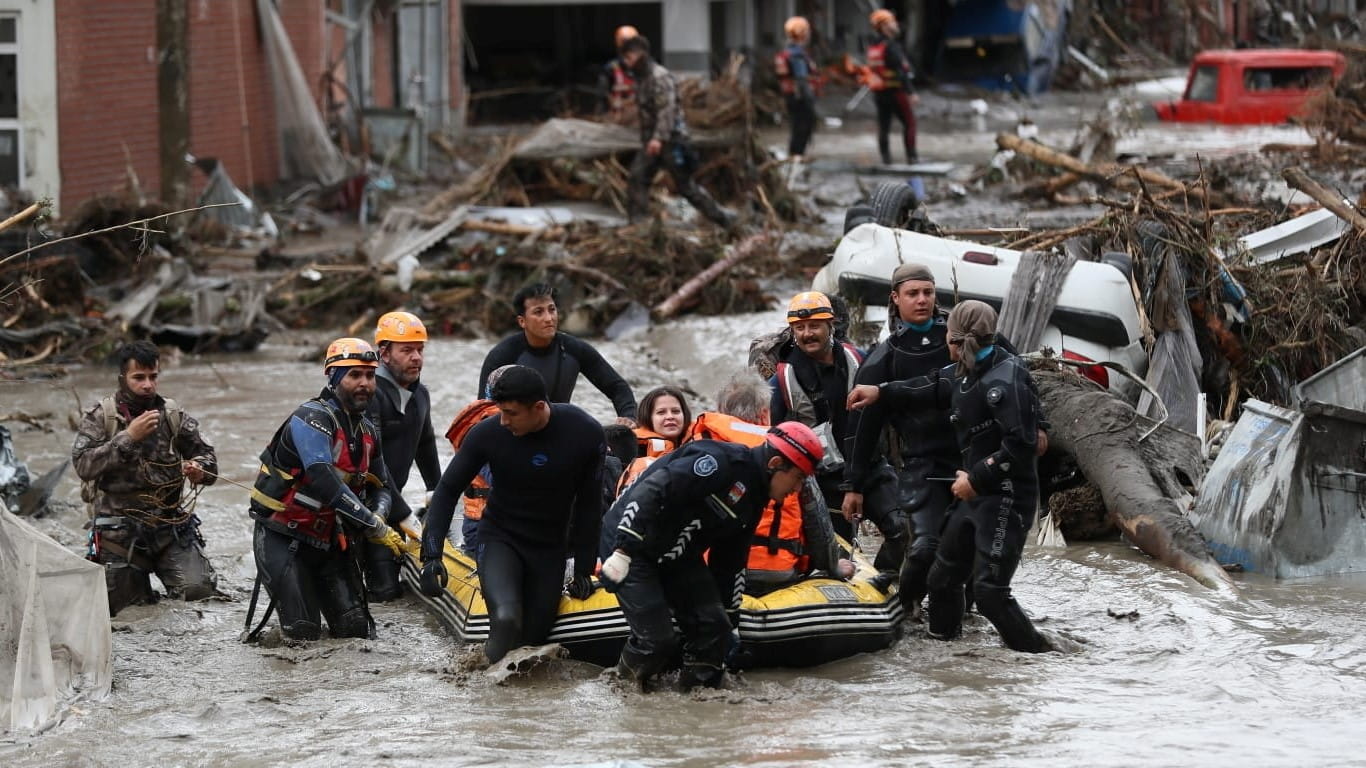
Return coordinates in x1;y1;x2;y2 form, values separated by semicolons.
72;392;218;615
628;59;733;228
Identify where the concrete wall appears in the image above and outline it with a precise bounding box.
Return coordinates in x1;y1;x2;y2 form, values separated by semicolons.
662;0;709;74
3;0;59;205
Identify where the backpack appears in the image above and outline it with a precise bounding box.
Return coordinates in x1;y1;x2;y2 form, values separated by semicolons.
81;395;183;511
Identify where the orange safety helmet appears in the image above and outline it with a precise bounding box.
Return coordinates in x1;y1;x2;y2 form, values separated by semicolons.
766;421;824;476
615;25;639;49
323;338;379;372
374;310;428;346
783;16;810;41
869;9;896;30
786;291;836;324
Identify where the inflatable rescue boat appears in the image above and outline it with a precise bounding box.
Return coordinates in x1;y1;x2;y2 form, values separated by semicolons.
399;539;903;669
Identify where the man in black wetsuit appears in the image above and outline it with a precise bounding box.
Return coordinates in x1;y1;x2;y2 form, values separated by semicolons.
362;310;440;601
478;283;637;426
419;366;606;664
848;301;1058;653
599;421;824;690
844;263;958;617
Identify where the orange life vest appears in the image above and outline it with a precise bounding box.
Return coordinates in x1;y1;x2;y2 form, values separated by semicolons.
633;427;676;459
773;46;817;97
607;59;636;114
684;412;809;574
251;406;378;550
616;455;657;498
446;399;499;521
866;40;902;91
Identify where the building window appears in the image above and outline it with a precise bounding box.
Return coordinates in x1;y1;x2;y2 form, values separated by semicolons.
0;13;19;188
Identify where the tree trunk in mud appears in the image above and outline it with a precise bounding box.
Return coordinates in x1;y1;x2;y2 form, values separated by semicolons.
1032;367;1236;591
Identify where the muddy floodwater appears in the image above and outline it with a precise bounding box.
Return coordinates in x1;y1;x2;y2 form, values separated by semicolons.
6;308;1366;767
6;106;1366;766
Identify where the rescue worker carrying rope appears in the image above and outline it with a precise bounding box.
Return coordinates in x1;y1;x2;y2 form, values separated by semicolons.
244;338;405;642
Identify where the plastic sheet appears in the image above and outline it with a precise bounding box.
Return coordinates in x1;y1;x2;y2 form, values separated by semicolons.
0;507;111;732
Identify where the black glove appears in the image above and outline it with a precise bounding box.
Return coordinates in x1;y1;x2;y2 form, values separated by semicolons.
566;574;594;600
419;559;448;597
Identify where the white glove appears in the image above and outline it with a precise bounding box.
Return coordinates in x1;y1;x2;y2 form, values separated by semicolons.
397;513;424;539
601;551;632;584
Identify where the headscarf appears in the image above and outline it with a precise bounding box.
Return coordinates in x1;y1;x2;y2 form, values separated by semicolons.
946;300;998;377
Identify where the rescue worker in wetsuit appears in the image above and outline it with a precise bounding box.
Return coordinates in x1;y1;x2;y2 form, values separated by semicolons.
769;291;907;576
847;301;1056;652
599;24;640;124
844;263;958;618
248;338;405;641
478;283;637;425
420;366;605;665
775;16;818;164
619;34;737;230
361;310;440;601
444;364;517;560
600;421;823;690
72;340;219;616
687;372;847;592
867;9;919;165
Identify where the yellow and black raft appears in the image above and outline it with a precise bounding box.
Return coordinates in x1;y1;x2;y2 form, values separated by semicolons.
398;537;903;669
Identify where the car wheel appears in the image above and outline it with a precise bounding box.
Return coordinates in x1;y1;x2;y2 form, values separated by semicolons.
869;181;919;230
843;203;876;234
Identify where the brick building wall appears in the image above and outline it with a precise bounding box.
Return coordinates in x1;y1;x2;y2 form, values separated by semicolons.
55;0;328;211
55;0;161;210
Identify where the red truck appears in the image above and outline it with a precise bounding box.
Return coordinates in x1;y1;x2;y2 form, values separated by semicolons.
1154;48;1346;125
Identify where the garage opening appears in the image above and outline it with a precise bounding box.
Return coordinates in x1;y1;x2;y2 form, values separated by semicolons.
464;2;662;124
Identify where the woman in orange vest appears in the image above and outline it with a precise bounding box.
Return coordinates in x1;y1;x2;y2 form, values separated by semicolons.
617;385;693;496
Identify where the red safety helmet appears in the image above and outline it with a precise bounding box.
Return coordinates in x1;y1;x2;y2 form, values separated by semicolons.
766;421;823;476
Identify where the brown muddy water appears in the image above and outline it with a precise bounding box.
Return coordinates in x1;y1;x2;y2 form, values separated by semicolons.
5;308;1366;767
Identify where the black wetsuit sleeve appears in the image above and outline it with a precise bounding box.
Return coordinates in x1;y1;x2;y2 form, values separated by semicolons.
845;347;891;492
570;432;606;576
879;368;951;411
422;427;488;561
611;463;670;560
708;523;752;623
416;410;441;490
889;40;915;93
968;364;1039;494
567;336;636;418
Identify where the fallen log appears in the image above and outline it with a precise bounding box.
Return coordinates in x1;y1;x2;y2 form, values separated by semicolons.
996;132;1208;203
1031;365;1236;592
1282;167;1366;234
652;233;769;320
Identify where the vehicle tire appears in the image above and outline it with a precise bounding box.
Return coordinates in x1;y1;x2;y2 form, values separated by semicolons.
1100;251;1133;280
869;181;919;230
843;203;875;234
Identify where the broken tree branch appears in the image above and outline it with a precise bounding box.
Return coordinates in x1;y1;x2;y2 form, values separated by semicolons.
0;202;239;269
653;233;770;320
1282;166;1366;234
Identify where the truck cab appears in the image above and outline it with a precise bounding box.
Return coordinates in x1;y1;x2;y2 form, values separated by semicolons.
1154;49;1345;125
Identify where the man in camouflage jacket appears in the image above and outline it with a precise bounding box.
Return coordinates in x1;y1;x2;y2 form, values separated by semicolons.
72;340;218;615
619;34;735;230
